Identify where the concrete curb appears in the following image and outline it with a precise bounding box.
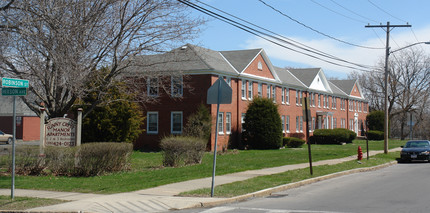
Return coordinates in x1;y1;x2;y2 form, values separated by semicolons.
198;160;398;208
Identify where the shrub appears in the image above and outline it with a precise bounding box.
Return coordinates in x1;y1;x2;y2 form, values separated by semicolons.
289;133;305;140
6;143;133;177
283;137;305;148
7;146;45;175
311;128;356;144
366;111;384;131
160;136;206;167
73;142;133;176
183;104;212;140
367;130;384;140
243;97;283;149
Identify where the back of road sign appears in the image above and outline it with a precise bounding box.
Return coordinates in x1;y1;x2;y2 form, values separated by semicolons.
207;77;232;104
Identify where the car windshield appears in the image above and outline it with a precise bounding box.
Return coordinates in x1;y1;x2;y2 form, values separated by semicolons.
405;141;430;148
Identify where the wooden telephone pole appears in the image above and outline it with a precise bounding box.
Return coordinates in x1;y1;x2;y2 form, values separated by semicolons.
365;22;411;154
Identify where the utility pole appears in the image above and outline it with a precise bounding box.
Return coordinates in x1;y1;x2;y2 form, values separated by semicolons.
365;22;411;154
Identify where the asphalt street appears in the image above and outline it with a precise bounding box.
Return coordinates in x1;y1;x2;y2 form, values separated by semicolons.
178;163;430;213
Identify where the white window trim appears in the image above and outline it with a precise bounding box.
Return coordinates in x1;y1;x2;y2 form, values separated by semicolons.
267;85;271;98
286;115;290;133
258;83;262;97
281;88;285;104
285;88;290;105
147;112;158;134
248;81;253;100
171;111;183;134
272;85;276;103
242;79;247;100
226;112;231;134
282;115;285;133
218;112;224;135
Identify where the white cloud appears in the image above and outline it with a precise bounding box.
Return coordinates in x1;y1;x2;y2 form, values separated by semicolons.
243;25;430;77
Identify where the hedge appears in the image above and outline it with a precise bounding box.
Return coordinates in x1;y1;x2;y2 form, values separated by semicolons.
160;136;207;167
283;137;306;148
310;128;356;144
5;143;133;177
367;130;384;140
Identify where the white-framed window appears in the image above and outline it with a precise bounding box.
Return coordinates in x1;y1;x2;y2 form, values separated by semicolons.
258;83;262;97
312;117;316;131
296;116;299;132
296;90;299;106
333;118;337;129
318;94;321;108
281;88;285;104
267;84;271;98
218;112;224;135
226;112;231;134
147;77;159;97
171;111;183;134
323;95;326;108
285;88;290;105
248;81;253;100
326;96;330;109
332;97;337;109
282;115;285;133
299;91;303;106
241;113;246;132
241;79;246;100
258;61;263;70
286;115;290;132
147;112;158;134
272;86;276;102
300;116;303;132
171;76;183;97
358;102;362;112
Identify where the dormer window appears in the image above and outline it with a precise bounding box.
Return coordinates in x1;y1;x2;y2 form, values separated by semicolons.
257;61;263;71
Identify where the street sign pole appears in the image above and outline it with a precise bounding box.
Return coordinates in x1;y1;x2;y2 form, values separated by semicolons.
11;96;16;199
210;81;221;197
207;76;232;197
1;77;29;199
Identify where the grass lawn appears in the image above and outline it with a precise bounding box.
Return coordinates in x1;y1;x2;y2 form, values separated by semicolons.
0;139;405;194
0;196;66;210
180;152;399;197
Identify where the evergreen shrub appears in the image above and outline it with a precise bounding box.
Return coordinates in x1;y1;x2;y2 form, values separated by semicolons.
243;97;282;149
367;130;384;140
283;137;306;148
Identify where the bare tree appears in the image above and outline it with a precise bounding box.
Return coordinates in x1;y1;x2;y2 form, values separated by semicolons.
0;0;204;118
350;47;430;139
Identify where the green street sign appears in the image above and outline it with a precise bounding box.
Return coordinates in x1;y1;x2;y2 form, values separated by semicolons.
1;87;27;96
1;77;29;88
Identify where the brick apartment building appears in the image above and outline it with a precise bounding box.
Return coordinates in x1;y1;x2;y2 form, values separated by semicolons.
128;44;369;150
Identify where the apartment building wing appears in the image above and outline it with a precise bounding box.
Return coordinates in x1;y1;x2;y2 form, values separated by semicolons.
129;44;369;150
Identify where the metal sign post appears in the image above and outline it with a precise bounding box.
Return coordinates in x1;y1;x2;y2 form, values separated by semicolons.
1;77;29;199
207;77;232;197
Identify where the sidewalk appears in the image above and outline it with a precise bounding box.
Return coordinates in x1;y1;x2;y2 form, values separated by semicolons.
0;148;401;213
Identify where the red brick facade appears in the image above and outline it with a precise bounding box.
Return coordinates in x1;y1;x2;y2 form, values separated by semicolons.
132;45;369;151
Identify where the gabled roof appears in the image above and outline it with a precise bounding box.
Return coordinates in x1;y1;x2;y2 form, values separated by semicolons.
288;68;320;87
220;49;262;73
328;81;348;97
274;66;307;89
126;44;236;75
329;79;357;95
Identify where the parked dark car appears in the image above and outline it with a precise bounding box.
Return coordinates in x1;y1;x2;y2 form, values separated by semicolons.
400;140;430;162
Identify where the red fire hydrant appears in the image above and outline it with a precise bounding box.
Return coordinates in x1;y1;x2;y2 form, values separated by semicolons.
357;146;363;161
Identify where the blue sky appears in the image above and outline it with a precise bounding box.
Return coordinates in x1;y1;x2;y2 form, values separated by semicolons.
187;0;430;79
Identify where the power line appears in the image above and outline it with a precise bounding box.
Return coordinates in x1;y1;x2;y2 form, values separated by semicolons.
367;0;408;24
180;0;377;72
309;0;364;24
195;0;373;66
259;0;383;50
329;0;378;24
